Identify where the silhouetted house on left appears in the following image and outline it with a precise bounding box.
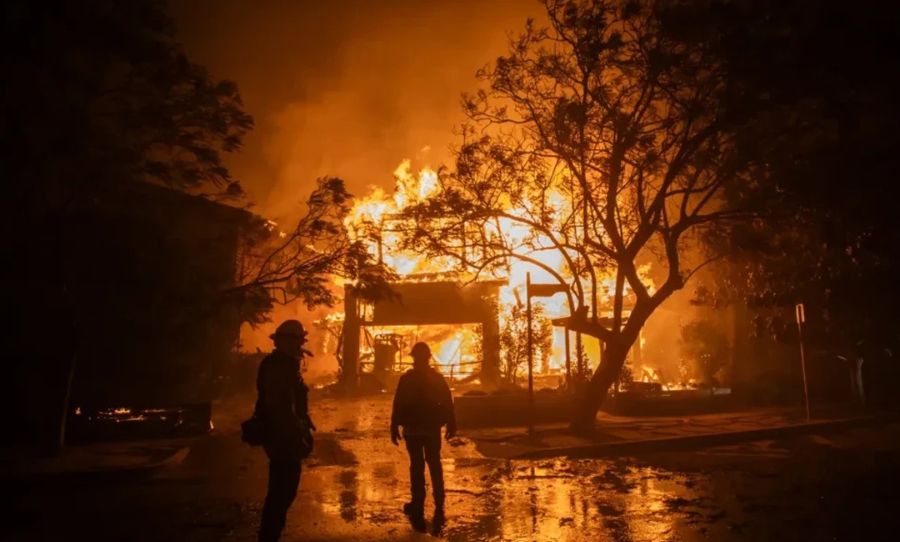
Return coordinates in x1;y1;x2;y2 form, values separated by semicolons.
8;182;264;447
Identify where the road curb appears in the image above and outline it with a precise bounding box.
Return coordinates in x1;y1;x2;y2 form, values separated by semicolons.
510;414;898;459
1;444;191;485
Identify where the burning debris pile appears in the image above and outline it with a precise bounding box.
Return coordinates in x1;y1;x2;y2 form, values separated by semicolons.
68;405;212;440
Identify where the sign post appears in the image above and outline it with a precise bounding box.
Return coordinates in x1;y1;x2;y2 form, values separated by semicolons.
795;303;811;421
525;278;569;440
526;273;535;440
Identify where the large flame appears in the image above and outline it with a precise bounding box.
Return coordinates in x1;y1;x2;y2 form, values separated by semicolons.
344;160;453;277
340;160;656;378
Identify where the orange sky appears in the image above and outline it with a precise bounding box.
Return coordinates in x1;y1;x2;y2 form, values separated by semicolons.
171;1;713;378
174;0;543;223
173;1;543;362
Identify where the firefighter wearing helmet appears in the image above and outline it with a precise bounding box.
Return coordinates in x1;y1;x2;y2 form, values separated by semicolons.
390;341;457;533
255;320;315;542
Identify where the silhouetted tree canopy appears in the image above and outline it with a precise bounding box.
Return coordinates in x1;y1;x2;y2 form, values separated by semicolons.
679;319;729;386
688;1;900;375
230;177;396;326
0;1;396;448
401;0;769;429
1;0;253;235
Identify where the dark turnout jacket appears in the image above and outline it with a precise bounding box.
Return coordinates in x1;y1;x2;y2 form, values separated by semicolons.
256;349;312;459
391;366;456;436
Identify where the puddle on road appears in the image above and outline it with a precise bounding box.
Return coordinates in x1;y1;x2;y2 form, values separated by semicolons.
278;396;731;541
446;460;719;542
230;396;900;541
293;440;724;541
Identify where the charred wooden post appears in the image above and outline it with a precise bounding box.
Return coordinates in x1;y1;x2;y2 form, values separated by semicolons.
341;285;360;391
480;309;501;387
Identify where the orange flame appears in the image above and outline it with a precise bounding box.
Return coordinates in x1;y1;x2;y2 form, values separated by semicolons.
341;160;656;375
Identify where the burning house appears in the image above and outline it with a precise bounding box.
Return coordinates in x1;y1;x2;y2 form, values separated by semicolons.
332;162;651;392
321;159;748;411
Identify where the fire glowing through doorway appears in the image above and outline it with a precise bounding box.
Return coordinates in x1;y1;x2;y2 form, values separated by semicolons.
359;324;482;380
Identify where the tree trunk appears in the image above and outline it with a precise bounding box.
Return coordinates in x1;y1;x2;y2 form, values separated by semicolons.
570;338;629;433
565;297;660;433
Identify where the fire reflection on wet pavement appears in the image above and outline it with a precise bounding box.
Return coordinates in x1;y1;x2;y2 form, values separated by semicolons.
13;394;900;542
275;396;736;542
263;396;900;542
293;445;721;542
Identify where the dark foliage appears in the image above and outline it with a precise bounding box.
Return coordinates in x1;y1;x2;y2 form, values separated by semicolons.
690;1;900;368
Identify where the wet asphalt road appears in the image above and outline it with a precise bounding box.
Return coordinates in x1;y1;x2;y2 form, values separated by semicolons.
8;394;900;542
